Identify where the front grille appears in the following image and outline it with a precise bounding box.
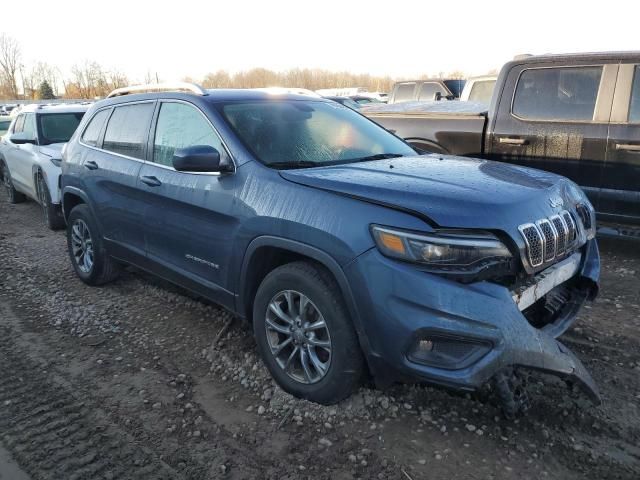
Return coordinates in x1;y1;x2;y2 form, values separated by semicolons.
519;209;580;268
576;204;592;230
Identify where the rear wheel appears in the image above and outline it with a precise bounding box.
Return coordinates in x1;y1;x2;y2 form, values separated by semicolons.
37;172;65;230
66;204;120;285
253;261;364;404
1;161;26;204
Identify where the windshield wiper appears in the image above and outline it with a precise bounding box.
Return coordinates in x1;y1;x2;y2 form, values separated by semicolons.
349;153;404;163
268;161;318;170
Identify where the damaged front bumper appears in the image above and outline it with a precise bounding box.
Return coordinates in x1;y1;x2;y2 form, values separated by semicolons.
345;238;601;404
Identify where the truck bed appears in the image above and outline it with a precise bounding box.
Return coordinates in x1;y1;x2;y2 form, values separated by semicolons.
363;101;488;156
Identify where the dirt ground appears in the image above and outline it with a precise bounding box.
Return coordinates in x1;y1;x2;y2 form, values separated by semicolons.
0;192;639;480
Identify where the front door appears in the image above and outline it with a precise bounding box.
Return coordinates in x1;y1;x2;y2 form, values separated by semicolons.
603;63;640;224
489;63;616;211
138;100;240;308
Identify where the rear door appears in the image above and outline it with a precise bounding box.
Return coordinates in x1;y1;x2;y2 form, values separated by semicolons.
489;62;617;210
137;100;239;308
82;102;155;260
604;63;640;224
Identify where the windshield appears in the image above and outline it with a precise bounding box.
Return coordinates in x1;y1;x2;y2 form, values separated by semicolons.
220;100;415;168
37;112;85;145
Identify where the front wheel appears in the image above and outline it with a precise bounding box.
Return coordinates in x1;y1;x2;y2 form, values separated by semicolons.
37;172;65;230
253;261;364;405
66;204;120;286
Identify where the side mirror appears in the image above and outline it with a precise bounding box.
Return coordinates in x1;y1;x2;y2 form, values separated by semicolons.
10;132;37;145
434;92;442;101
172;145;229;173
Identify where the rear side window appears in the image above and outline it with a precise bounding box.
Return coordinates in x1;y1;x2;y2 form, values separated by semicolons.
103;103;155;159
417;82;442;101
628;66;640;123
81;109;110;146
394;83;415;103
512;67;602;121
152;102;226;167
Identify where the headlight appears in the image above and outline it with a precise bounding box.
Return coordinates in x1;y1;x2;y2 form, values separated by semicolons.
50;158;61;167
371;225;514;279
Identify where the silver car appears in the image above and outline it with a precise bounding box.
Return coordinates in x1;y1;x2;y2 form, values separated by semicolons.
0;104;88;229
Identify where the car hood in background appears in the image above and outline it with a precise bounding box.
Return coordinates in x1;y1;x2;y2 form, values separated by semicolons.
39;143;65;159
280;154;579;234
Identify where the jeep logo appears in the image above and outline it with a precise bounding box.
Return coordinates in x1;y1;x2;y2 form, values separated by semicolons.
549;196;564;208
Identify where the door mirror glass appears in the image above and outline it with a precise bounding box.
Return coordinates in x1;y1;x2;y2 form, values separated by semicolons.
10;132;37;145
434;91;443;101
172;145;223;172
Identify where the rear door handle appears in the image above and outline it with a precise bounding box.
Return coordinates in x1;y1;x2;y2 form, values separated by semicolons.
84;160;99;170
499;137;529;146
140;175;162;187
615;143;640;152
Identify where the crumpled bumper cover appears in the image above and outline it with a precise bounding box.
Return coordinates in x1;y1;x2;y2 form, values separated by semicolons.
345;239;601;403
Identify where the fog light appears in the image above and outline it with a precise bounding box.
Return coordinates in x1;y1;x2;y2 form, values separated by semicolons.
408;334;492;370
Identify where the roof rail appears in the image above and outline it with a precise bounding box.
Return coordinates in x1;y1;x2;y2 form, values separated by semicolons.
106;82;208;98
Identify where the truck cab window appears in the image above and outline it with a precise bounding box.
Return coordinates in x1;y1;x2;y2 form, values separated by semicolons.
394;83;415;103
418;83;441;101
628;66;640;123
513;67;602;121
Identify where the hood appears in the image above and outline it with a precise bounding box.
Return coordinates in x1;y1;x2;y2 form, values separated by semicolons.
38;143;65;159
280;155;583;238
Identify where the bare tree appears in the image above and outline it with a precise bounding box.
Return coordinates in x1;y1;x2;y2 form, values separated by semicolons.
0;34;21;99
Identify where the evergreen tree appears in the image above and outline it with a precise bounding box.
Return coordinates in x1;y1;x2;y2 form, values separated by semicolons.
37;80;55;100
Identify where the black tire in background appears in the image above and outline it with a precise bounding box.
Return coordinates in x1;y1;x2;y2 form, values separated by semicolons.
66;203;120;286
253;261;364;405
1;160;26;204
37;172;65;230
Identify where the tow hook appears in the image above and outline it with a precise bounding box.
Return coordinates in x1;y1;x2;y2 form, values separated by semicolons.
492;369;531;419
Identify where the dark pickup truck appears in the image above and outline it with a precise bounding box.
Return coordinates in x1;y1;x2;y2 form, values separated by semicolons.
365;52;640;231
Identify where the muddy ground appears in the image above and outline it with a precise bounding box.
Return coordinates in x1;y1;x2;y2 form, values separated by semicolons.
0;192;639;480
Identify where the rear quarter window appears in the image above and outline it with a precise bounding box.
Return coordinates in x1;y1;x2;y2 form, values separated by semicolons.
81;109;111;147
102;103;155;159
394;83;416;103
512;66;602;122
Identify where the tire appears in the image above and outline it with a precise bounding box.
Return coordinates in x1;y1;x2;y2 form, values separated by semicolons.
37;172;65;230
66;204;120;286
253;261;364;405
1;160;26;204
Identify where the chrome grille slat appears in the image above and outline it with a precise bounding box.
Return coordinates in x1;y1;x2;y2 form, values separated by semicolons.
561;211;577;244
519;223;544;267
537;219;557;262
550;215;567;255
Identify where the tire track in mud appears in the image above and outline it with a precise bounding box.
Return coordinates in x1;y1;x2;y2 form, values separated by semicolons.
0;325;181;480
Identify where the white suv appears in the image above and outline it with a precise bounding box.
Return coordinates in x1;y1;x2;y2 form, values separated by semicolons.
0;104;88;229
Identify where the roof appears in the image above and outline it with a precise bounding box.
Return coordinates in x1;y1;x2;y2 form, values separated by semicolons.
19;103;91;114
515;51;640;64
98;88;333;107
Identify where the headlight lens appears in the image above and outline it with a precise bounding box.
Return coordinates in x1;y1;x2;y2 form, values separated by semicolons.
371;225;513;277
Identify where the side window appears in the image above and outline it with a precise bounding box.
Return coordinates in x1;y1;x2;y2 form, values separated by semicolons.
22;114;37;139
418;82;441;101
152;102;226;167
628;66;640;123
512;66;602;121
13;114;25;134
81;109;111;147
394;83;416;103
103;103;155;159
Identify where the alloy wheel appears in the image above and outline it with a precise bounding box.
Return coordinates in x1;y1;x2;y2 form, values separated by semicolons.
70;219;94;273
265;290;332;384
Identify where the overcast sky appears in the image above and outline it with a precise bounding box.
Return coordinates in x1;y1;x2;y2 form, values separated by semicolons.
3;0;638;82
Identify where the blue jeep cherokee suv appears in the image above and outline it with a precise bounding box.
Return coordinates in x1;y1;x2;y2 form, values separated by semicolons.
61;84;600;412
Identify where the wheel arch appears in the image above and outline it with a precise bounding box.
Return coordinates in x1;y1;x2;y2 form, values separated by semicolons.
237;236;373;357
61;186;92;222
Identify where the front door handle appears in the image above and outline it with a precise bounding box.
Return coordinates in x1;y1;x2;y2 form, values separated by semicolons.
140;175;162;187
84;160;99;170
615;143;640;152
499;137;529;146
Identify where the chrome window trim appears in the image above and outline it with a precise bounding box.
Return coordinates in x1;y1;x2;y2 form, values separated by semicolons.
78;99;236;177
509;64;608;124
610;63;637;123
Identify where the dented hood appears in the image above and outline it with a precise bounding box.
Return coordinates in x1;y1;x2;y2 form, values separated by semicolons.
280;155;577;232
